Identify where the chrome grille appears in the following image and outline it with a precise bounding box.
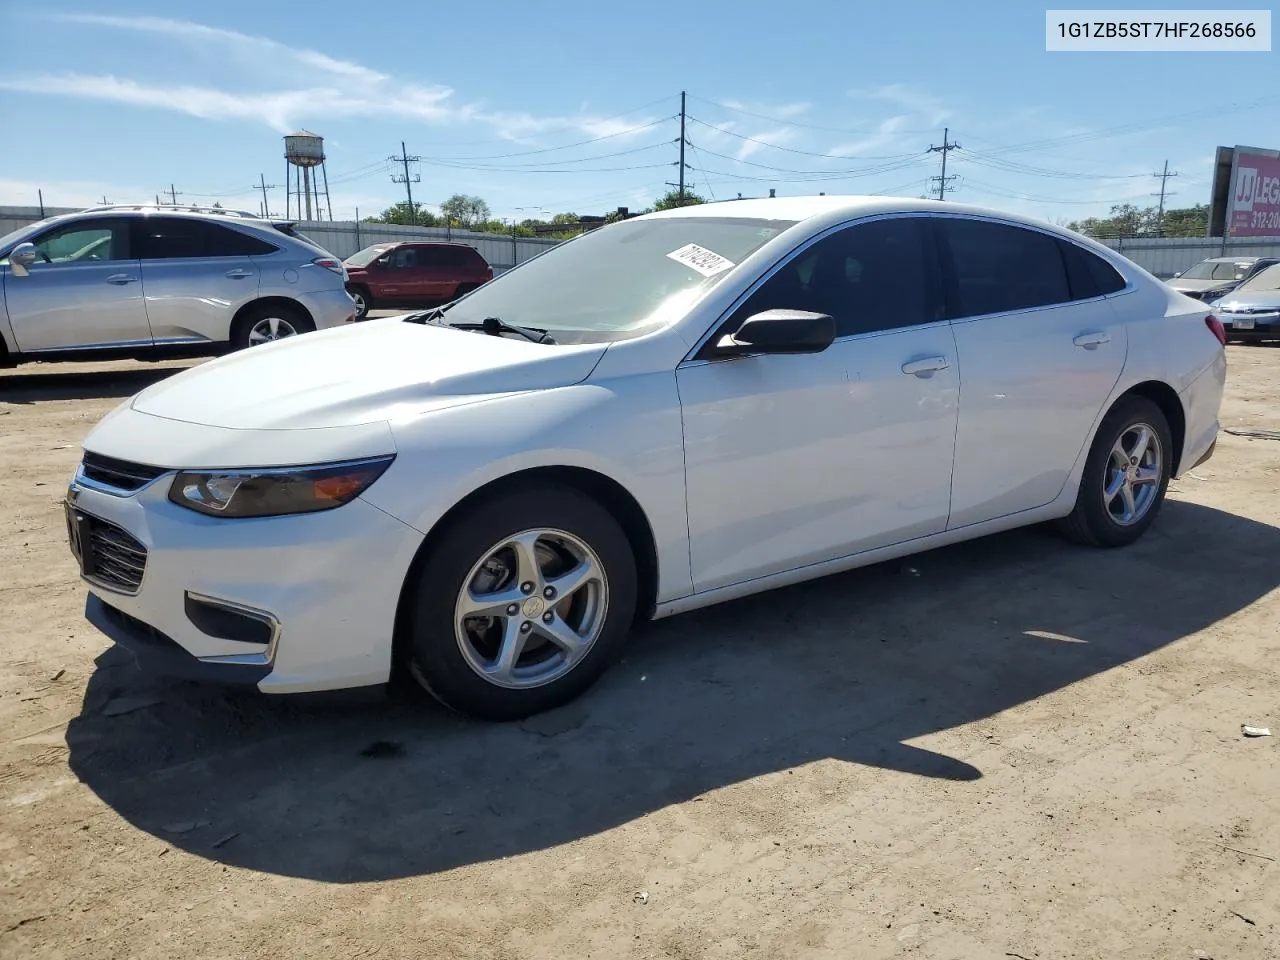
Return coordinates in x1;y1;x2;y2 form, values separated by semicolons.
81;452;168;492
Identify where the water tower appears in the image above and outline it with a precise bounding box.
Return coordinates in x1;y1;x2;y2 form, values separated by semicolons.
283;130;333;221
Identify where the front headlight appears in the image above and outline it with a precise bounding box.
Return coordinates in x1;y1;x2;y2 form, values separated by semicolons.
168;455;395;518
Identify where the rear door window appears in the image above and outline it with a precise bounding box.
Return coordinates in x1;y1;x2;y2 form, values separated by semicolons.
938;219;1071;319
135;218;278;258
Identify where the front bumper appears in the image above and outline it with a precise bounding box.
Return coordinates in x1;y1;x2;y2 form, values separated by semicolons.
1217;311;1280;337
68;468;424;693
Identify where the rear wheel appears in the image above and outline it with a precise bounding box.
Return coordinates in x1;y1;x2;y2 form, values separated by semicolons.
1058;395;1172;547
453;283;479;300
402;485;637;721
347;285;372;319
230;303;314;349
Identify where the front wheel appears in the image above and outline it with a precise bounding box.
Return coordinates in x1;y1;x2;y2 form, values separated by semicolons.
402;485;638;721
1058;395;1173;548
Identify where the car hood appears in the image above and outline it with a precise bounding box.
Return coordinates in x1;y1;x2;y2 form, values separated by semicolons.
1214;290;1280;310
129;317;609;429
1169;278;1234;293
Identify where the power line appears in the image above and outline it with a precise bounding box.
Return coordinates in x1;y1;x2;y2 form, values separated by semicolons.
685;93;935;138
927;128;961;201
424;116;675;163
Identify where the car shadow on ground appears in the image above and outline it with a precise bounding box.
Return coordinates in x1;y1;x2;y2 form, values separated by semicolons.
0;366;189;403
65;499;1280;882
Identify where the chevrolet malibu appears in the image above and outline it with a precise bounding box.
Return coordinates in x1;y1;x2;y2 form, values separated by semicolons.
66;197;1226;721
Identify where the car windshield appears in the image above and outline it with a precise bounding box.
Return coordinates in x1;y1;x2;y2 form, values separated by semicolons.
1235;263;1280;292
346;244;393;267
1177;260;1221;280
434;216;795;343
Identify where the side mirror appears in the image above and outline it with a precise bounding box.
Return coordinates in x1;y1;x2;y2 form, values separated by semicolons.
9;242;37;277
714;309;835;357
1172;272;1182;278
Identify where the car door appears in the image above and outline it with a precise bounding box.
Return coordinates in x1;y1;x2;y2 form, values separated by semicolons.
375;246;419;303
935;217;1127;529
2;217;150;352
677;216;960;593
135;217;269;344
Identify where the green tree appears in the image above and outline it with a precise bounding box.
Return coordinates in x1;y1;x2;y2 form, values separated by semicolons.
365;201;437;226
653;189;707;211
440;194;491;228
1066;203;1208;239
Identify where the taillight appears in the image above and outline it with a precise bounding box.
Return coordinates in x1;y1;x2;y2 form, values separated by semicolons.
312;257;345;277
1205;314;1227;346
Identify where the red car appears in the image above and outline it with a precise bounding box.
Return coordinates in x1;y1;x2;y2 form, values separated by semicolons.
343;241;493;319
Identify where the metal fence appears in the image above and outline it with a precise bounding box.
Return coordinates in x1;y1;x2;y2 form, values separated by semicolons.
0;206;562;274
4;205;1280;280
1096;235;1280;279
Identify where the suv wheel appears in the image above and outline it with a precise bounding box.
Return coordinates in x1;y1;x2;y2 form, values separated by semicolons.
231;303;314;349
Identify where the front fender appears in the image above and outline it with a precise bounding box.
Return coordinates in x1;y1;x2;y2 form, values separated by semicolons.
360;376;693;604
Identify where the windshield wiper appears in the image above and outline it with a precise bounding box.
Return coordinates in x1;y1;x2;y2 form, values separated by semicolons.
448;316;556;344
403;306;448;325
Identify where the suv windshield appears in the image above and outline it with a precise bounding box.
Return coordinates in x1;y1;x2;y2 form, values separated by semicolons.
1177;260;1220;280
1235;263;1280;292
434;216;795;343
346;244;393;267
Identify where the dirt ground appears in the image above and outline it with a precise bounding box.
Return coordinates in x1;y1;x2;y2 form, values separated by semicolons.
1;348;1278;960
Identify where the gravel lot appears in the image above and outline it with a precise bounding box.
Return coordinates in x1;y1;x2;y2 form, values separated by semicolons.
2;348;1278;959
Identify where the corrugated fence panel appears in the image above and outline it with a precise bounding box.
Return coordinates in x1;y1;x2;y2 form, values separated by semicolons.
4;206;1279;281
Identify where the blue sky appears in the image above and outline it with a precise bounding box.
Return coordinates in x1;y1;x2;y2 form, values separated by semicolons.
1;1;1275;224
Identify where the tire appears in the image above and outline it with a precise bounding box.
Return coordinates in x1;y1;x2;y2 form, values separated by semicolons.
1057;395;1173;548
230;303;314;349
453;283;479;300
347;285;372;319
402;484;638;721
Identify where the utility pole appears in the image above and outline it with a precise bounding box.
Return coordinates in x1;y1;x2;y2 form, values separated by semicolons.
1151;160;1179;237
927;128;961;200
679;90;687;201
389;141;421;225
256;173;278;218
169;183;180;206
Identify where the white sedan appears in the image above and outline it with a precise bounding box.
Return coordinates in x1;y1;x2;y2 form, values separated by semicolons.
65;197;1226;720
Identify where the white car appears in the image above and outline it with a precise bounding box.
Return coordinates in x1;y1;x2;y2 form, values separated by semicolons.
65;197;1226;720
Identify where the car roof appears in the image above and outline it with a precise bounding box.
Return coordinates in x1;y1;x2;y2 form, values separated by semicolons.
394;240;477;248
637;194;1094;237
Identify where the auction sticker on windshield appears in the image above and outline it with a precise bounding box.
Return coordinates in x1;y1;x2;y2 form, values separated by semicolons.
666;243;736;277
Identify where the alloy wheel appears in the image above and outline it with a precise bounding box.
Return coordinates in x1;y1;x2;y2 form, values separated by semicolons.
248;316;300;345
1103;422;1162;526
454;528;609;689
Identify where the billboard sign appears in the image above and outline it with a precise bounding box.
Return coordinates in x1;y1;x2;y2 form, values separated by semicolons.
1228;147;1280;237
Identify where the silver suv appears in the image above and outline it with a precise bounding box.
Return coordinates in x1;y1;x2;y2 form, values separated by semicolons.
0;205;355;366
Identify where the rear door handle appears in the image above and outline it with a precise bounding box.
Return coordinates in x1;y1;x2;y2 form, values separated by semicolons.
901;356;951;377
1073;331;1111;349
225;269;253;279
105;274;137;285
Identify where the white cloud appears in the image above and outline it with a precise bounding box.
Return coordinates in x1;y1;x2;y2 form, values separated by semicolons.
735;127;797;161
849;84;951;127
829;116;914;157
28;14;657;143
718;98;811;120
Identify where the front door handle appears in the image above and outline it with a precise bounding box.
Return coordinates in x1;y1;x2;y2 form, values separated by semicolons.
901;356;951;377
105;274;137;285
225;269;253;279
1073;331;1111;349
